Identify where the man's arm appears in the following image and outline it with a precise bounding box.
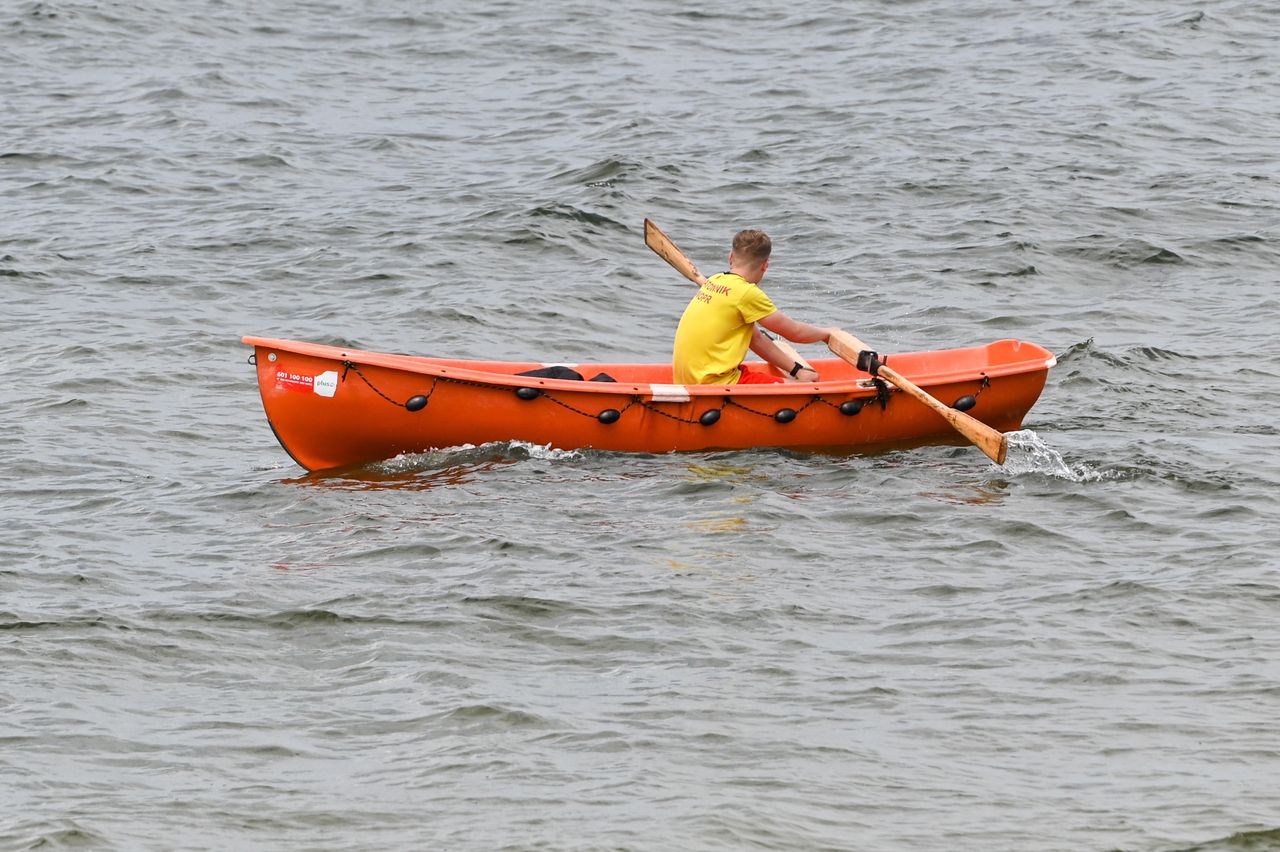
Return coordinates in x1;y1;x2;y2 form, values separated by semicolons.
759;310;834;345
748;325;820;382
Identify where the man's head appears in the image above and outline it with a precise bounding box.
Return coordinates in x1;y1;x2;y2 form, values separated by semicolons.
729;229;771;282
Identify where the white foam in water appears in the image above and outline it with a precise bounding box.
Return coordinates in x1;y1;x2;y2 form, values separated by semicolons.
1001;430;1109;482
380;441;582;472
508;441;583;461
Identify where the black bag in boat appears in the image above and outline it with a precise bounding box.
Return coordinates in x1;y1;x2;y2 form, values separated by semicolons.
515;366;616;382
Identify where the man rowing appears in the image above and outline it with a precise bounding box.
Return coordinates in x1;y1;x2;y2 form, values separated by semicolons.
672;228;834;385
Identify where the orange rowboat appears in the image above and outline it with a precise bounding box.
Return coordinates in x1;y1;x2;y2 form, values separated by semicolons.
242;336;1056;472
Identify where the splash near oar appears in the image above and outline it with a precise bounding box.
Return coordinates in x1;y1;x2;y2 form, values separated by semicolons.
1001;430;1108;481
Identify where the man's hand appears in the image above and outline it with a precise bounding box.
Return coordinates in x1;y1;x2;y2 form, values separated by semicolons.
789;366;820;383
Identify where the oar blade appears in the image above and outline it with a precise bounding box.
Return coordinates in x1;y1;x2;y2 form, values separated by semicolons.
892;376;1008;464
883;367;1008;464
827;329;1009;464
644;218;705;285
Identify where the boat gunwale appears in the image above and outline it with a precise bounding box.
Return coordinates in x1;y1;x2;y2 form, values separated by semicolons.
242;336;1054;399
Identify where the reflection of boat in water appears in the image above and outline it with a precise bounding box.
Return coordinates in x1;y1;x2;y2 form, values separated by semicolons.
243;336;1056;472
282;457;506;492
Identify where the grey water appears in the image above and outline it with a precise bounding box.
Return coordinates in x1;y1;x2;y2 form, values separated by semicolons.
3;1;1279;850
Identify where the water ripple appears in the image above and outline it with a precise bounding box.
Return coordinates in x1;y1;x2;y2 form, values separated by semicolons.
3;0;1279;849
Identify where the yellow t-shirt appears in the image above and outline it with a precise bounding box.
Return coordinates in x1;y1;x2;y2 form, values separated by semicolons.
672;272;777;384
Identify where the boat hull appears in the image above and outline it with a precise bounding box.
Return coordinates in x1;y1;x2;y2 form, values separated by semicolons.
243;337;1055;471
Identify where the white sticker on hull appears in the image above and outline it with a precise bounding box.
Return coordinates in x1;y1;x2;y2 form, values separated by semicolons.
313;370;339;398
648;383;691;403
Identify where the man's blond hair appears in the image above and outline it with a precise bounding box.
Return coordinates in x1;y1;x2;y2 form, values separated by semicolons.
732;230;771;265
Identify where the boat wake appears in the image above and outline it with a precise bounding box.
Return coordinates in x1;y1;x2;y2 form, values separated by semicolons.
287;435;1105;489
376;441;584;473
1001;430;1111;482
279;441;585;489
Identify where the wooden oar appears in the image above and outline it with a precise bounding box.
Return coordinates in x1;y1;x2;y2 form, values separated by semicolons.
643;218;813;372
828;329;1009;464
